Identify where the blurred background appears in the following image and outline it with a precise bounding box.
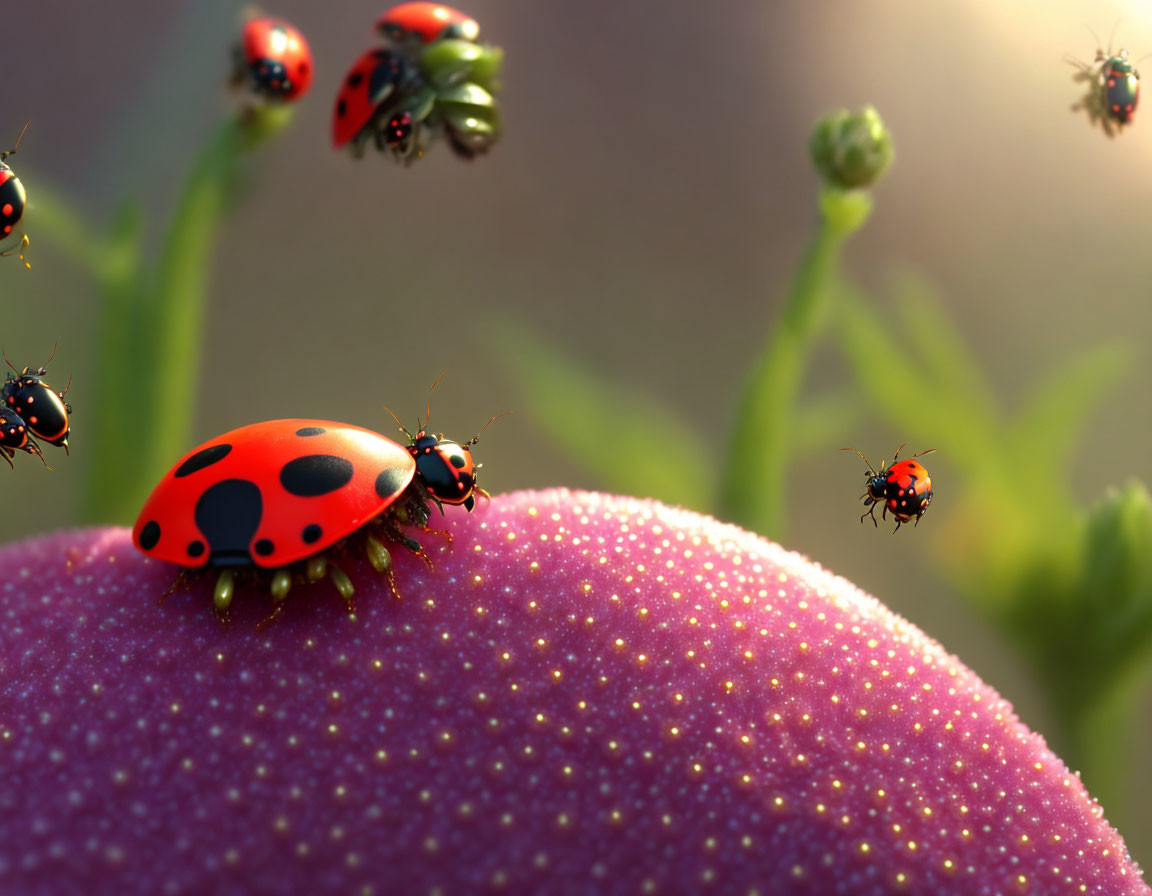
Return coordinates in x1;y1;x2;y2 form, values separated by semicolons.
5;0;1152;864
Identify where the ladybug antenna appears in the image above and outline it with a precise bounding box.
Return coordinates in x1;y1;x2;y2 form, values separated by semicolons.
839;447;878;476
910;447;936;460
383;404;415;440
422;371;447;431
1;121;28;162
40;342;57;373
465;411;513;446
890;443;908;463
2;350;19;376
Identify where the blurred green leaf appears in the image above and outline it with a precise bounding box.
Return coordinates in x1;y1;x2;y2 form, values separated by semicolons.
891;272;998;429
1006;341;1133;489
494;323;713;511
793;392;863;455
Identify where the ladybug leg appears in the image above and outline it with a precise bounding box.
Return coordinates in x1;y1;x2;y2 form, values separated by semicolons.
0;234;30;269
213;570;235;623
0;447;13;470
158;568;193;607
859;498;879;527
25;436;52;470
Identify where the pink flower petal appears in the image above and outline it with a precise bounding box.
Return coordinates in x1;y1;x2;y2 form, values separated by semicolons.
0;489;1145;895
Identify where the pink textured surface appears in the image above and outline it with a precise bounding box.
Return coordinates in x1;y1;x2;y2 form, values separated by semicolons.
0;489;1145;895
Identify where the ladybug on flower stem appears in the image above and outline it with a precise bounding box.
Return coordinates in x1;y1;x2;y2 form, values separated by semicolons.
376;2;480;46
0;122;30;268
233;15;314;101
842;444;935;532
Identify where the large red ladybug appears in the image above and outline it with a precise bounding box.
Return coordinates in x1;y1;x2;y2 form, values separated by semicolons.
0;123;30;268
376;2;480;45
234;16;314;101
331;48;410;149
842;445;934;532
133;419;488;618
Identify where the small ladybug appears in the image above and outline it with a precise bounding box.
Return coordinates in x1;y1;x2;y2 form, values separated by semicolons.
376;2;480;46
1101;50;1140;124
0;122;30;268
842;445;935;532
3;345;72;454
385;403;508;512
1068;31;1143;136
233;16;314;101
332;48;411;150
132;418;491;620
0;406;48;470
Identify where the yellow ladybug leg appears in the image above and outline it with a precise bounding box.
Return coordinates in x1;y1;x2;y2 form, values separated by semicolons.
365;536;391;574
0;234;30;269
213;570;235;623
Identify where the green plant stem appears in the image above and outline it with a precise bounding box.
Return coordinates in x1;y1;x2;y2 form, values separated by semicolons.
81;107;294;524
719;188;872;537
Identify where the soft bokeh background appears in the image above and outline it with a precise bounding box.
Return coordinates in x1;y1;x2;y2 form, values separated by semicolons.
4;0;1152;863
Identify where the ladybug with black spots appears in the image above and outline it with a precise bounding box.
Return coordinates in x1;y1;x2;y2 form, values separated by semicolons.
376;2;480;46
132;418;493;620
0;122;30;268
331;48;412;152
842;444;935;532
3;345;72;455
233;15;314;101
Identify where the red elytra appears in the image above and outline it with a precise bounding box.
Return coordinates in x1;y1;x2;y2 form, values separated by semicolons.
240;17;314;100
882;458;933;523
331;48;408;147
133;420;418;569
375;2;479;44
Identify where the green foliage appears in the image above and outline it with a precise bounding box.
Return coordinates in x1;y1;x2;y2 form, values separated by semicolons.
34;107;296;524
494;324;714;511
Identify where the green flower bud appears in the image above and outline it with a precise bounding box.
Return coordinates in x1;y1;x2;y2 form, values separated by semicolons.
809;105;893;190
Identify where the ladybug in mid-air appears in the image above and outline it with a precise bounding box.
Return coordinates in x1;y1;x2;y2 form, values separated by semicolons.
1067;30;1143;136
842;445;935;532
376;2;480;45
233;16;314;101
3;345;72;455
132;415;498;620
0;122;30;268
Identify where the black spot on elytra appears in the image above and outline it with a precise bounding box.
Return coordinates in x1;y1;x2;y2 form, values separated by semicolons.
186;540;205;558
296;426;326;437
337;100;347;118
175;443;232;478
450;452;467;469
139;520;161;550
346;71;364;88
195;479;263;566
254;538;275;556
302;523;322;544
376;466;408;499
280;455;354;497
